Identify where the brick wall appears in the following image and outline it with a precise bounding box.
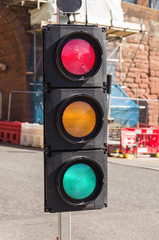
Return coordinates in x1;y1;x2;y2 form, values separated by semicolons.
0;3;31;121
117;3;159;125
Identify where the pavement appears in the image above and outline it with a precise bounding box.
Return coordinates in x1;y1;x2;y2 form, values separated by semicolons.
1;142;159;171
108;155;159;171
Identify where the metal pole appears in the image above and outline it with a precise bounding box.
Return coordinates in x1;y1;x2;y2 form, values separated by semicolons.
136;88;139;128
8;91;12;121
85;0;88;25
110;96;159;102
107;75;112;145
7;90;43;121
33;25;37;82
146;102;149;126
107;93;111;144
119;40;122;86
58;212;71;240
37;0;40;9
57;11;71;240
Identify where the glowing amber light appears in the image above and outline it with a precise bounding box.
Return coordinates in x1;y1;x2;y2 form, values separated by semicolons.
62;101;96;138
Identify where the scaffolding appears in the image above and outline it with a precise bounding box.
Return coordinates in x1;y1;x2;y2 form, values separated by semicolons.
3;0;146;124
27;18;145;84
1;0;49;9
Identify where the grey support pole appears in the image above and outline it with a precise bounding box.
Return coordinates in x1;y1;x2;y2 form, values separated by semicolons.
57;10;72;240
107;75;113;144
58;212;71;240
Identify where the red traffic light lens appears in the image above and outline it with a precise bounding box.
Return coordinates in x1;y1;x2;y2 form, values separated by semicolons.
61;39;95;75
56;32;103;81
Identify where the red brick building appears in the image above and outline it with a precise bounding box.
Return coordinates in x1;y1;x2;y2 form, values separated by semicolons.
0;2;31;121
119;2;159;125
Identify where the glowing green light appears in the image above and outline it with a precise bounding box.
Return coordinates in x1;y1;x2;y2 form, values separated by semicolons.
62;163;96;200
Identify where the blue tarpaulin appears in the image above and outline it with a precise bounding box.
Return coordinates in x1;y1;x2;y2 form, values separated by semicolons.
110;83;139;127
30;83;43;124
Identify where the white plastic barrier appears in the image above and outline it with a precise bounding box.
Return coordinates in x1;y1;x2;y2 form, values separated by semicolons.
20;123;43;148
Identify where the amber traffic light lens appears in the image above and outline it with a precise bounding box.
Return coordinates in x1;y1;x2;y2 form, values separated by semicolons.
62;101;96;138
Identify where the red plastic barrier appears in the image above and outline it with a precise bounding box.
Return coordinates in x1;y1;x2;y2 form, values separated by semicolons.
120;127;159;154
0;121;21;145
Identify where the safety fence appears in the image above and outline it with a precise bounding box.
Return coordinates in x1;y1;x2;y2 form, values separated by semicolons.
108;96;159;141
8;90;43;124
120;126;159;155
0;121;43;148
5;90;159;154
8;91;159;128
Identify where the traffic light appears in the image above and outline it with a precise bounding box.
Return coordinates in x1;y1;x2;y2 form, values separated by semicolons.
57;0;82;13
43;24;107;213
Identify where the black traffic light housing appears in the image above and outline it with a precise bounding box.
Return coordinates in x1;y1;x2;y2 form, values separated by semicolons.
45;150;107;212
43;25;106;88
44;88;106;151
43;24;107;213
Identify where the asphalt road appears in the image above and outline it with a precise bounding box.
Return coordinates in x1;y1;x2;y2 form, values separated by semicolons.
0;144;159;240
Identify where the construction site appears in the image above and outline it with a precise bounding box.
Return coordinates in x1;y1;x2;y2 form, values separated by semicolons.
1;1;159;240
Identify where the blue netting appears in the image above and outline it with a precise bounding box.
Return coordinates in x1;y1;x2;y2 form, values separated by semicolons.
110;83;139;127
30;83;43;124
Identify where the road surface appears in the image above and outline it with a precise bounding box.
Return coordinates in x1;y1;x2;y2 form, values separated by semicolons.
0;144;159;240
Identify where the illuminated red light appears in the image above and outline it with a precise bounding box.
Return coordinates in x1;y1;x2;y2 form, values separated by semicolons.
61;39;95;75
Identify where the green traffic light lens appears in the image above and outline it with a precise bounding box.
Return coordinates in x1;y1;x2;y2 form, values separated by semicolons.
62;163;96;200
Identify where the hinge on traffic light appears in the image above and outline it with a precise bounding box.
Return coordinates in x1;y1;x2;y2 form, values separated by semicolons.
44;145;52;157
103;82;107;93
103;143;107;154
44;82;51;94
43;25;51;33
